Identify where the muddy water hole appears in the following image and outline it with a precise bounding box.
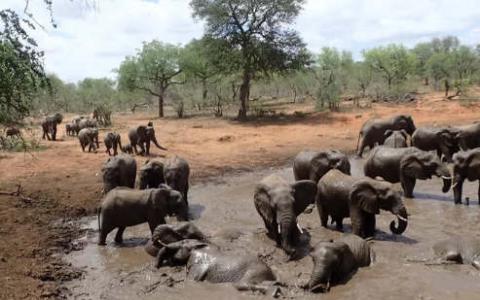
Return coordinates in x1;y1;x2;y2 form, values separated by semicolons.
66;157;480;300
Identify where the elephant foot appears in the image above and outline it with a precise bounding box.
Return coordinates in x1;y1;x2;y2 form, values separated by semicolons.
114;238;123;244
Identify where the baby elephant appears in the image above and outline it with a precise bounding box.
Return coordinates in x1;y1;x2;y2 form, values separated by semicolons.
97;185;188;245
306;234;374;293
154;239;278;293
78;128;99;152
433;236;480;270
121;143;134;154
383;129;408;148
104;132;122;156
144;222;207;258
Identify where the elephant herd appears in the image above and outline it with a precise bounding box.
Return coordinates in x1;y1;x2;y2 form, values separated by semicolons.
91;114;480;294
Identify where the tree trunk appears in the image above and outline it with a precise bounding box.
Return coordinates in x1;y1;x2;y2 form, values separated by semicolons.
202;78;208;101
444;79;450;97
424;77;429;86
158;92;164;118
238;71;251;121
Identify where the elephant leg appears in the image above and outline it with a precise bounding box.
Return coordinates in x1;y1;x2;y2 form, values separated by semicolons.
318;205;328;228
351;209;364;238
155;247;168;268
138;142;146;155
52;127;57;141
453;178;464;204
364;213;376;238
357;142;366;157
334;217;344;232
115;227;125;244
146;141;151;155
184;183;189;207
98;224;114;246
401;176;416;198
113;144;118;156
477;180;480;205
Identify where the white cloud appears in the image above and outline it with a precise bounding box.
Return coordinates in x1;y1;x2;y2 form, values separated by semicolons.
1;0;479;82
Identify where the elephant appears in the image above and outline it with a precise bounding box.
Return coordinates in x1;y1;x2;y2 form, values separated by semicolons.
293;150;351;183
452;149;480;204
97;185;187;245
41;113;63;141
104;132;122;156
78;128;99;152
316;169;408;238
5;127;20;137
153;239;278;292
164;156;190;206
101;154;137;194
411;127;459;162
383;129;408;148
306;234;374;293
453;123;480;151
65;123;73;136
364;146;452;198
121;143;133;154
128;124;167;156
139;160;165;190
356;114;416;157
432;236;480;270
144;222;207;259
254;174;317;257
78;118;98;131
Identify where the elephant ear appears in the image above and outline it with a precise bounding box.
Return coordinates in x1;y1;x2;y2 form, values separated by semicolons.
292;180;317;216
254;184;275;227
310;152;331;181
350;181;379;214
400;154;423;178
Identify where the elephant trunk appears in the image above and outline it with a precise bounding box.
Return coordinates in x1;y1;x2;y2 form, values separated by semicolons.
278;214;297;258
389;206;408;235
452;172;463;204
151;135;167;151
436;166;452;193
306;262;331;293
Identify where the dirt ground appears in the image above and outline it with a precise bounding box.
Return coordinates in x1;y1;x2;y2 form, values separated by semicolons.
1;91;480;299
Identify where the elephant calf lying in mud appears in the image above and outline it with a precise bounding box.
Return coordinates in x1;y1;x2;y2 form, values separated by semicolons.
306;234;374;293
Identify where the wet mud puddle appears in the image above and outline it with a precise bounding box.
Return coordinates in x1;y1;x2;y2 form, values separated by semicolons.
66;158;480;300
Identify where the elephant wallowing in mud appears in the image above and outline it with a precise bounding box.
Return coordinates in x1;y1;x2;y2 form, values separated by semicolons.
293;149;351;183
154;239;278;293
254;175;317;258
452;149;480;204
316;169;408;238
306;234;374;293
433;236;480;270
356;114;416;157
97;185;187;245
101;154;137;194
364;147;452;198
411;127;459;162
383;129;409;148
128;124;167;156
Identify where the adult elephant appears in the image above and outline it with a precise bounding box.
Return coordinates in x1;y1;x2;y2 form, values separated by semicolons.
316;169;408;238
41;113;63;141
78;128;99;152
356;114;416;157
101;154;137;194
104;132;122;156
433;236;480;270
454;123;480;151
153;239;278;292
293;150;350;183
254;175;317;258
383;130;408;148
97;185;187;245
128;125;167;156
452;149;480;204
78;118;98;131
164;156;190;206
138;160;165;189
306;234;374;293
364;146;452;198
411;127;459;162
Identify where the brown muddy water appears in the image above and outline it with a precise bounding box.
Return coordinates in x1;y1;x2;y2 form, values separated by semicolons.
66;158;480;300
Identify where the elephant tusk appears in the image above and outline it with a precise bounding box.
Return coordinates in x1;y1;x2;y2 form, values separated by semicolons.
297;223;304;234
277;224;281;234
396;214;408;222
441;176;452;180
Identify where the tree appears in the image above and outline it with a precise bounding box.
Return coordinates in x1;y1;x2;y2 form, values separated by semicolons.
117;41;184;117
352;62;373;98
426;52;452;95
190;0;310;120
315;47;343;111
363;44;415;89
412;42;434;85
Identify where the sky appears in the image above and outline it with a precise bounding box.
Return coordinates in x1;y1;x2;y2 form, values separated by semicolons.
2;0;480;83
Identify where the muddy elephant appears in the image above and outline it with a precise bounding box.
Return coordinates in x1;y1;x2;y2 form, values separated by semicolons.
97;185;187;245
452;149;480;204
433;236;480;270
411;127;459;162
139;160;165;190
254;175;317;257
356;114;416;157
293;150;351;183
164;156;190;206
101;154;137;193
104;132;122;156
306;234;374;293
316;169;408;238
144;222;207;258
364;146;452;198
78;118;98;131
383;129;408;148
78;128;99;152
41;113;63;141
454;123;480;151
154;239;277;292
128;125;167;156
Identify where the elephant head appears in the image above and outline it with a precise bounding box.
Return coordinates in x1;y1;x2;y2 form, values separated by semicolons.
436;128;460;162
155;239;209;268
394;115;416;135
139;160;165;189
52;113;63;124
350;180;408;235
452;150;480;204
311;151;351;181
255;177;317;258
400;151;452;195
153;184;188;221
137;126;167;151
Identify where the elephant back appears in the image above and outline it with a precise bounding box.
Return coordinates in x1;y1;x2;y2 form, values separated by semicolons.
317;170;355;215
293;150;317;181
337;234;372;267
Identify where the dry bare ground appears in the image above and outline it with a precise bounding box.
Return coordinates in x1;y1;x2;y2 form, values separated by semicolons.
1;91;479;299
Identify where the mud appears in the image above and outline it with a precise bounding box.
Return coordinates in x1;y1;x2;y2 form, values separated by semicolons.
66;157;480;299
